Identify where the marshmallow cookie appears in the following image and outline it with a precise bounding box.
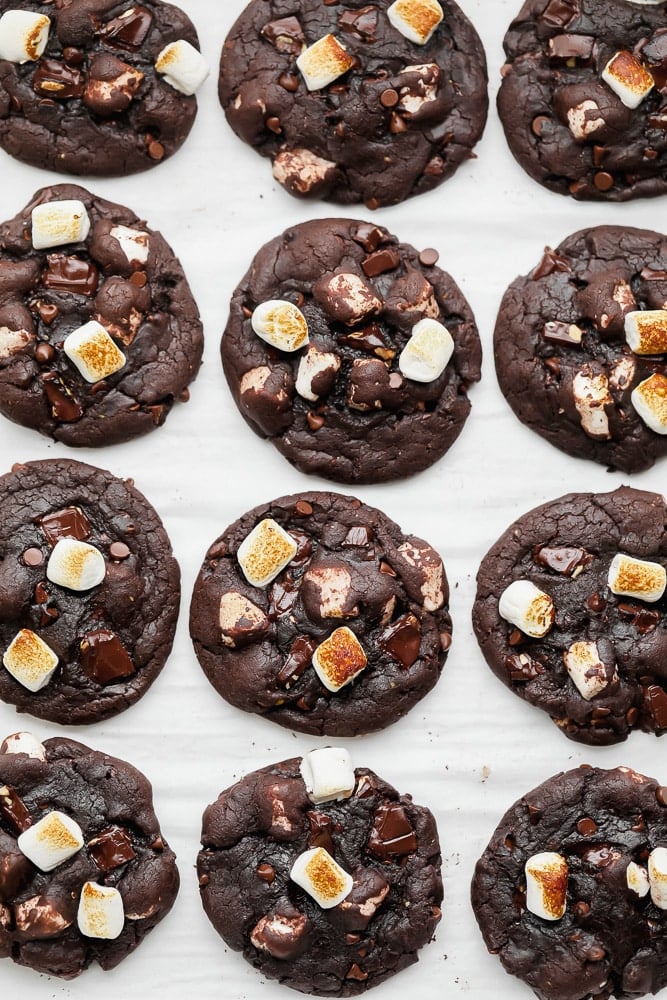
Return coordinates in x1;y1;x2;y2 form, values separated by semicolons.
471;765;667;1000
221;218;481;484
189;491;451;736
197;750;442;995
472;486;667;746
0;732;179;978
0;184;203;446
0;458;180;724
498;0;667;201
0;0;208;176
495;225;667;473
218;0;487;207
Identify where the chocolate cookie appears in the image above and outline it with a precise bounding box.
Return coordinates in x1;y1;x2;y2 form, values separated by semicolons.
218;0;488;207
221;217;481;484
189;491;451;736
495;225;667;473
197;749;442;995
471;764;667;1000
498;0;667;201
472;485;667;747
0;731;179;978
0;184;203;447
0;0;208;176
0;458;180;725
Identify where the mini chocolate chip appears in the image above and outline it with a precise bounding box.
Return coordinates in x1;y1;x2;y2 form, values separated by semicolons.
594;171;614;192
531;114;550;137
256;863;276;883
295;500;313;516
306;412;325;430
130;270;147;288
36;302;58;324
508;629;524;647
148;139;164;160
279;72;299;91
380;88;399;108
22;548;43;567
62;46;84;66
109;541;130;560
34;342;56;365
266;116;282;134
577;817;597;836
573;900;590;918
419;248;439;267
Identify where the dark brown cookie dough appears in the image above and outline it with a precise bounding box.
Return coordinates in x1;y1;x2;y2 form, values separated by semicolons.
218;0;488;207
221;217;481;484
197;753;442;996
0;732;179;979
495;225;667;473
189;491;452;737
498;0;667;201
0;0;206;176
472;486;667;747
472;765;667;1000
0;184;203;447
0;458;180;725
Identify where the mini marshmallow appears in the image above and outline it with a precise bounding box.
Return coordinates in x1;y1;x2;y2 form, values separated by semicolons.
63;320;126;383
3;629;58;693
387;0;443;45
296;34;354;91
46;538;106;592
311;627;367;692
498;580;555;638
625;310;667;354
525;852;568;921
77;881;124;938
31;200;90;250
632;373;667;433
648;848;667;909
564;640;612;701
0;10;50;63
608;553;666;602
627;861;650;897
300;748;356;804
237;518;298;588
290;847;353;908
601;50;654;109
399;318;454;383
110;225;149;265
296;346;341;402
18;811;84;871
0;731;46;759
155;39;209;95
251;300;309;352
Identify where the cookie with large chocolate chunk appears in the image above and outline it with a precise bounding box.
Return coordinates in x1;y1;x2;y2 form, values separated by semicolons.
0;0;207;176
495;225;667;472
472;764;667;1000
218;0;487;207
473;485;667;746
0;458;180;724
221;217;481;484
197;750;442;995
189;491;451;736
0;184;203;446
0;731;179;978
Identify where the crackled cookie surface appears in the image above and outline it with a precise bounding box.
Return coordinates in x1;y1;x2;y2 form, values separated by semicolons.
197;751;442;996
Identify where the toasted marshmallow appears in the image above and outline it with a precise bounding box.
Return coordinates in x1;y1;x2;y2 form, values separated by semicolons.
290;847;353;908
155;39;209;95
77;881;124;938
300;748;356;804
498;580;555;638
237;518;298;588
18;811;84;871
564;640;612;701
0;10;50;63
0;731;46;759
251;300;309;352
627;861;650;897
312;627;367;692
608;552;666;602
31;200;90;250
573;370;612;439
46;538;106;592
296;34;354;91
625;310;667;355
525;852;568;921
3;629;58;693
649;848;667;909
399;318;454;383
63;321;126;383
387;0;443;45
601;50;654;109
110;225;149;265
632;373;667;433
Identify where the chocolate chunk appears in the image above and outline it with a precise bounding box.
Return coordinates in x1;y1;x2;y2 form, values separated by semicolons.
361;248;401;278
42;255;99;296
88;826;136;871
32;60;84;99
645;685;667;730
42;373;84;423
339;8;378;42
307;810;337;854
39;506;91;545
250;906;312;960
0;785;32;834
379;614;421;668
275;636;315;688
260;17;305;55
97;5;153;49
533;545;592;576
367;802;417;860
80;629;136;684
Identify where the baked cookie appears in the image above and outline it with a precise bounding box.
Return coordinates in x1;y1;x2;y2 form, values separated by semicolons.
197;749;442;996
0;458;180;725
498;0;667;201
0;730;179;979
495;225;667;473
189;491;451;737
0;184;203;447
472;764;667;1000
0;0;208;176
221;217;481;484
472;485;667;747
218;0;488;207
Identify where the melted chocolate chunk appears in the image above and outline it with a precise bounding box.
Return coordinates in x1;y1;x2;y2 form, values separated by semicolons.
533;545;592;575
379;613;421;668
88;826;136;871
42;255;99;296
39;506;91;545
80;629;136;684
97;5;153;49
367;802;417;860
0;784;32;833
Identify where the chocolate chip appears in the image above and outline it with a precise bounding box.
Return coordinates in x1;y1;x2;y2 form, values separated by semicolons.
419;248;439;267
256;863;276;883
279;72;299;92
506;653;545;682
148;139;165;160
130;270;147;288
306;412;325;430
577;817;597;836
35;302;58;325
380;89;399;108
594;171;614;192
656;786;667;806
266;116;282;134
22;548;43;567
346;963;368;981
295;500;313;516
109;541;131;560
531;115;551;137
